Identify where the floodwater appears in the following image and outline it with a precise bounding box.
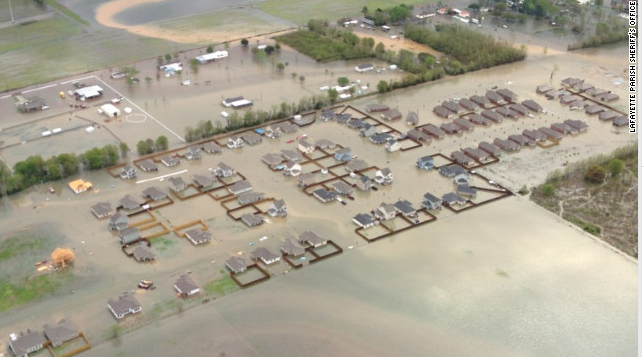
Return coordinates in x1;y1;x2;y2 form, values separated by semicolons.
111;0;250;26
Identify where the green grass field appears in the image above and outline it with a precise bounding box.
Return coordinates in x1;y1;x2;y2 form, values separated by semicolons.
154;10;284;39
0;0;49;23
259;0;435;25
203;272;239;296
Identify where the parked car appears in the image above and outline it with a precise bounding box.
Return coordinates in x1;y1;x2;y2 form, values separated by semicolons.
138;280;153;289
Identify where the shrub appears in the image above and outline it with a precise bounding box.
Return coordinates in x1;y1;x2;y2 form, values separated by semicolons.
540;183;555;197
584;165;606;184
607;158;623;177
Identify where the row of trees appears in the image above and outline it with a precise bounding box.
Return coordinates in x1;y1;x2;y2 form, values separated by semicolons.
0;143;127;196
404;24;526;72
361;4;414;25
568;20;628;50
136;136;169;156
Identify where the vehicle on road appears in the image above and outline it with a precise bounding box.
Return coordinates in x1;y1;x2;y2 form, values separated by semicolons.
138;280;153;289
59;91;66;98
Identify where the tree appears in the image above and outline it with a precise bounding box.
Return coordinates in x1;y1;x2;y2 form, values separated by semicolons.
264;45;275;55
291;72;297;79
362;6;368;15
55;154;78;177
377;80;389;93
375;42;385;54
584;165;606;184
607;158;623;177
165;53;172;62
224;42;230;49
327;88;339;103
241;38;249;47
137;140;152;156
155;136;168;151
337;77;350;86
190;58;200;73
101;145;119;166
105;324;122;340
145;76;152;85
83;148;104;170
206;44;214;53
156;56;164;67
51;247;75;268
299;75;305;84
468;3;481;11
276;62;285;71
389;4;413;23
46;163;61;181
275;43;281;51
595;22;609;36
119;143;129;158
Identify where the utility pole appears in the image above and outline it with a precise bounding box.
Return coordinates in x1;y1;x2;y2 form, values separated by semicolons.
8;0;15;23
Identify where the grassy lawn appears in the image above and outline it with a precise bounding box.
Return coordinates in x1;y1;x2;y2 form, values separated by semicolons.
0;0;50;23
151;235;177;251
0;235;47;262
203;272;239;296
0;271;73;312
42;0;89;26
259;0;434;25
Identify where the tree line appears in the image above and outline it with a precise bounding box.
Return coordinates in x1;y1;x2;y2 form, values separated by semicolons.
0;143;128;196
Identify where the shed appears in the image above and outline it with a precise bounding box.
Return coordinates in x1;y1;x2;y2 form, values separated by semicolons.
100;104;121;117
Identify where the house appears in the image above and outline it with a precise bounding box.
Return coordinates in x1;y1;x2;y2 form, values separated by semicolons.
228;180;253;195
462;147;489;162
536;85;553;94
406;111;419;126
312;188;338;203
332;181;354;196
281;238;305;256
240;213;264;227
440;122;462;134
385;138;401;152
508;134;536;147
320;109;336;121
585;105;604;115
496;88;518;102
251;247;281;265
433;105;452;119
420;124;445;139
453;118;474;131
573;82;594;92
382;108;402;121
297;172;317;187
485;90;505;104
442;192;466;205
282;160;302;177
119;194;141;210
9;330;46;357
539;127;564;140
544;90;563;100
119;165;137;180
481;110;504;123
370;132;392;145
202;141;223;154
353;213;377;228
417;155;434;170
494;138;521;151
374;167;393;185
478;142;502;156
225;256;248;273
508;103;529;116
161;155;180;167
347;118;365;130
422;193;443;210
407;129;431;142
356;175;373;191
262;153;284;169
241;132;262;146
359;123;377;137
469;95;491;108
107;294;142;319
598;92;619;102
451;151;474;166
43;319;79;347
214;162;235;178
355;63;374;72
587;87;608;98
168;177;187;192
458;98;478;111
394;199;416;217
366;103;390;113
560;95;577;105
454;172;469;186
564;119;589;132
185;145;202;160
174;275;200;296
334;147;353;162
185;229;212;245
373;202;397;220
561;77;583;87
298;139;315;154
441;100;462;114
613;116;628;127
277;122;298;133
238;192;264;205
299;231;327;247
496;107;518;119
16;96;47;113
438;164;467;177
195;50;228;63
138;159;158;172
598;111;619;121
569;99;588;110
142;186;167;201
109;212;129;231
551;123;577;135
522;129;547;142
91;202;112;219
521;99;543;113
314;138;336;149
120;227;141;245
192;174;214;188
132;245;155;262
281;149;304;163
456;184;477;198
68;179;92;194
267;199;287;217
334;113;352;123
74;85;103;100
227;135;244;149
